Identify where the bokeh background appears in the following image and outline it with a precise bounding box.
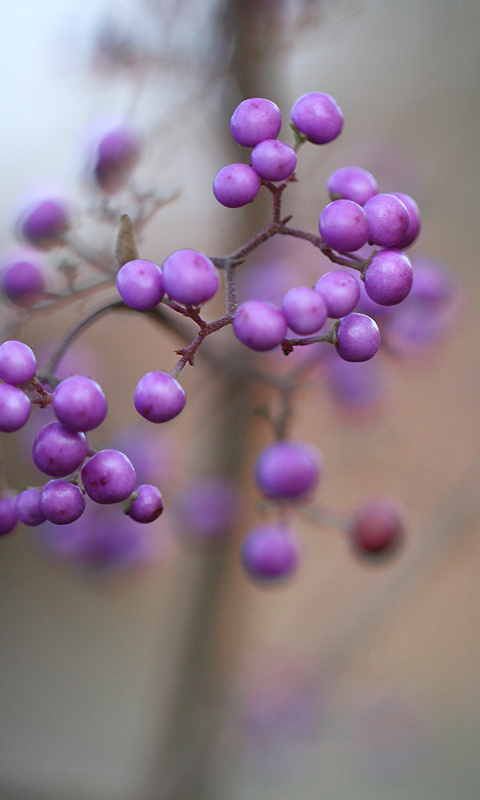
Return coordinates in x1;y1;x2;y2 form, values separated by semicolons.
0;1;479;799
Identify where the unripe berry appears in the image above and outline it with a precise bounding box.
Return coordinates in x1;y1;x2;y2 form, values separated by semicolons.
348;496;405;561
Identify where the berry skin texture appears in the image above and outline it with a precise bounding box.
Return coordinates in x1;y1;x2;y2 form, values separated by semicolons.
250;139;297;182
233;300;287;352
230;98;282;147
364;249;413;306
364;193;410;248
161;249;219;306
0;257;46;307
81;449;137;504
32;421;88;478
349;496;405;561
0;383;31;432
41;479;86;525
291;92;343;145
0;494;18;536
116;259;164;311
0;340;36;385
241;524;299;583
327;166;378;206
213;164;261;208
126;484;164;523
52;374;107;432
319;199;369;252
315;270;361;319
336;313;381;362
134;371;186;423
255;440;322;500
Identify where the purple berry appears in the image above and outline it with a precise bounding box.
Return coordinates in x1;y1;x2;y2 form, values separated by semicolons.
90;124;141;193
241;524;299;583
364;249;413;306
282;286;328;335
315;270;360;318
364;193;410;248
116;258;164;311
319;199;369;252
0;256;46;307
18;198;70;248
52;374;108;432
255;440;322;500
81;449;136;504
161;249;219;306
230;98;282;147
250;139;297;182
233;299;287;352
41;479;86;525
32;421;88;477
327;165;378;205
126;484;164;523
336;313;380;362
0;340;36;385
291;92;343;145
390;192;421;248
134;371;186;423
0;494;18;536
349;496;404;561
15;488;46;526
0;383;31;432
213;163;261;208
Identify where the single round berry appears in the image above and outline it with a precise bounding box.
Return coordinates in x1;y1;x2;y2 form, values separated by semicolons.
213;163;261;208
15;488;46;526
327;166;378;205
41;479;86;525
319;199;369;252
0;257;46;307
134;371;186;423
364;249;413;306
250;139;297;182
315;270;361;318
349;496;405;561
0;494;18;536
19;198;70;248
241;524;299;583
126;484;164;523
364;193;410;248
116;258;164;311
52;374;108;432
282;286;328;335
0;340;36;385
91;125;141;193
0;383;31;432
255;440;322;500
336;313;380;362
390;192;421;248
81;449;137;504
233;300;287;352
32;421;88;477
291;92;343;145
161;249;219;306
230;98;282;147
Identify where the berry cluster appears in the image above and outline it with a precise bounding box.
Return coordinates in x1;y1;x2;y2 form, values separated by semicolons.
0;93;457;582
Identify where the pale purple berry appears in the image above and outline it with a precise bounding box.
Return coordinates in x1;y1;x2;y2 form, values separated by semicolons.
390;192;421;248
0;383;31;432
281;286;328;335
81;449;136;504
52;374;108;432
315;270;360;318
319;199;369;252
126;484;164;523
241;524;299;583
32;421;88;477
0;494;18;536
91;125;141;193
230;98;282;147
134;371;186;423
15;488;46;526
250;139;297;182
255;440;322;500
41;479;86;525
0;257;46;307
291;92;343;145
233;299;287;352
161;249;219;306
0;340;36;385
364;249;413;306
327;166;378;205
116;258;164;311
364;193;410;248
19;198;70;248
336;313;380;362
213;163;261;208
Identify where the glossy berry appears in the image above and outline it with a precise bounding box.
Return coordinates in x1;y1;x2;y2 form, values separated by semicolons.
250;139;297;182
230;98;282;147
348;496;405;560
0;494;18;536
116;259;164;311
19;198;70;248
282;286;328;335
161;249;219;306
134;371;186;423
15;488;46;526
32;421;88;477
0;340;36;385
0;383;31;432
126;484;164;523
233;299;287;352
364;193;410;248
336;313;380;362
327;166;378;205
291;92;343;145
255;440;322;500
52;374;108;432
81;449;136;504
315;270;361;318
213;164;261;208
41;479;86;525
364;249;413;306
0;257;46;307
319;199;369;252
241;524;299;583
